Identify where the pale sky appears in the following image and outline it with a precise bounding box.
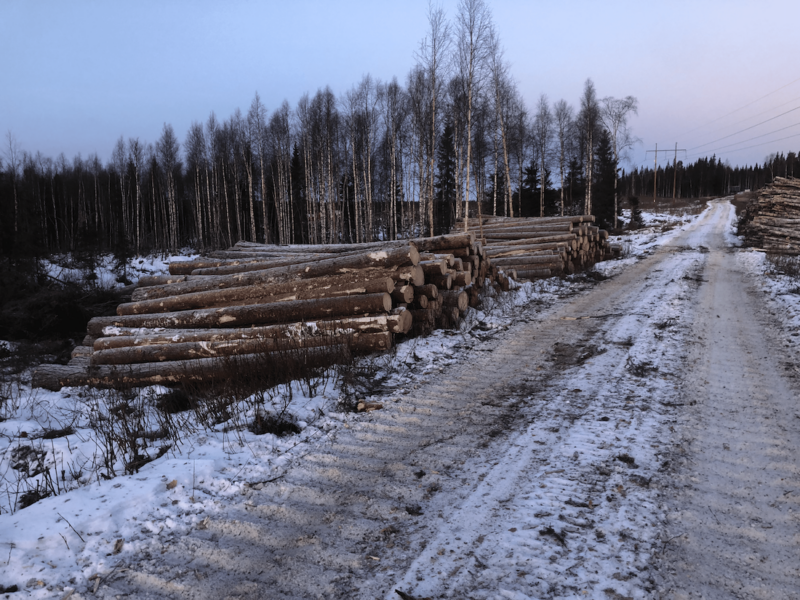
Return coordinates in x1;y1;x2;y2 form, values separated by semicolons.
2;0;798;170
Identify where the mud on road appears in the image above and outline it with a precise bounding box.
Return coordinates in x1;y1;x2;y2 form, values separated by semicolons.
117;201;800;599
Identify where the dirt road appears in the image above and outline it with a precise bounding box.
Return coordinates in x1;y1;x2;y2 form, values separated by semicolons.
116;201;800;599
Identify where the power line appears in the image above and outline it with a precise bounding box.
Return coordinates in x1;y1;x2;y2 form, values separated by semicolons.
688;104;800;151
694;121;800;155
677;75;800;138
686;131;800;160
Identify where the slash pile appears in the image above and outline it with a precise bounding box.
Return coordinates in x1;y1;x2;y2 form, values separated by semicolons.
32;234;486;390
455;215;616;281
739;177;800;254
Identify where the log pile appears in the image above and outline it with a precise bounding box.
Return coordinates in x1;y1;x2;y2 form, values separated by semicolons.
739;177;800;254
33;234;486;390
454;215;615;282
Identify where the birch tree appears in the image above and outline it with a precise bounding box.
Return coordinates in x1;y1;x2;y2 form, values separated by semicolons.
417;2;451;236
577;79;600;215
553;99;573;216
533;95;553;217
455;0;493;230
600;95;638;228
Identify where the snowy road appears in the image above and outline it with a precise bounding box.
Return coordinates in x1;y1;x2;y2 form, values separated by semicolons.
81;201;800;598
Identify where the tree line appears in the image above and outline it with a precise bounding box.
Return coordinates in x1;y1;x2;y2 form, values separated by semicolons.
620;151;798;201
3;0;792;260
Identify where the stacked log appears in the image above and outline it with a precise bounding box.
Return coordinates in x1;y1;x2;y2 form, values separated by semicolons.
454;215;612;281
739;177;800;254
33;234;487;390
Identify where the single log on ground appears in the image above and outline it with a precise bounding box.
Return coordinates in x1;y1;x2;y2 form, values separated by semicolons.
88;293;392;335
32;344;350;391
120;276;395;315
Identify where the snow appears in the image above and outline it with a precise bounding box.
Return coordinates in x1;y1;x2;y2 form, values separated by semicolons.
2;201;794;597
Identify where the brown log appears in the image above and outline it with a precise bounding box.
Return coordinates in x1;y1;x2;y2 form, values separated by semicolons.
439;290;468;312
413;284;438;300
411;233;475;253
137;275;188;288
413;294;429;309
90;331;389;365
514;268;552;280
489;255;564;267
426;273;452;290
94;314;410;351
433;253;455;266
484;233;576;244
232;239;418;254
391;284;414;304
31;344;350;391
133;265;410;302
451;271;472;287
387;264;425;286
120;277;395;315
88;293;392;335
420;260;447;276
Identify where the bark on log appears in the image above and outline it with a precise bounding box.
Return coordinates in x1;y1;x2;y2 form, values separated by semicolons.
90;331;390;365
439;290;468;311
88;293;392;335
420;260;447;276
451;271;472;287
426;273;452;289
413;284;439;300
95;314;410;351
32;345;350;391
411;233;475;253
514;268;552;280
137;275;188;288
120;277;395;315
133;266;409;302
391;284;414;304
489;255;565;267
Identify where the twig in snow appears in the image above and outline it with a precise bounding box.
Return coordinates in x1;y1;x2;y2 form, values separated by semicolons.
59;533;70;551
57;512;85;543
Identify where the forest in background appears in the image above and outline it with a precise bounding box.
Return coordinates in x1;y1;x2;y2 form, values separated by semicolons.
1;0;798;262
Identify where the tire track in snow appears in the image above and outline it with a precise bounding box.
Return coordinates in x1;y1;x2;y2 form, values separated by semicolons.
655;213;800;599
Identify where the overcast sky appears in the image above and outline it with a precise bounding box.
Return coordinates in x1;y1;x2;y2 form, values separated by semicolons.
2;0;798;170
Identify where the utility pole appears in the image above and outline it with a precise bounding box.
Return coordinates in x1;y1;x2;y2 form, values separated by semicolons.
646;143;685;201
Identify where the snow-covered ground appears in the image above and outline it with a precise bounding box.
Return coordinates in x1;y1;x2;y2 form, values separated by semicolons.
1;202;796;598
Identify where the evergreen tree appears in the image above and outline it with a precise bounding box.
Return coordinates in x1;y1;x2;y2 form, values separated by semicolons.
593;129;616;228
434;121;457;234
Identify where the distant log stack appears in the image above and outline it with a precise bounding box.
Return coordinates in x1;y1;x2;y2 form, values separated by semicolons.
454;215;614;283
739;177;800;254
33;233;487;390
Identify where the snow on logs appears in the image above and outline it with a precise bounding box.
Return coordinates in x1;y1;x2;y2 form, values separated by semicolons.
739;177;800;254
32;234;485;390
454;215;612;282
